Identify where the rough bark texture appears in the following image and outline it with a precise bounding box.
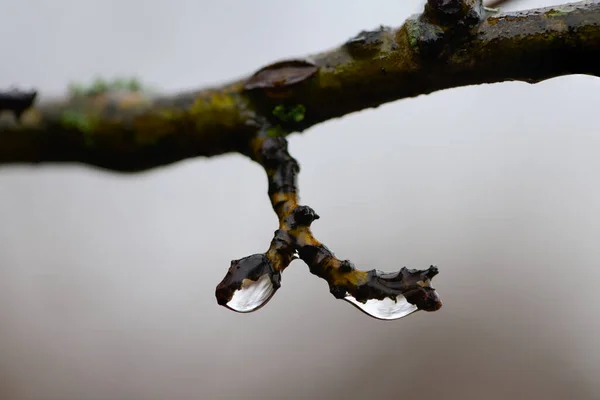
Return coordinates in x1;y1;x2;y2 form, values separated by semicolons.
1;1;598;172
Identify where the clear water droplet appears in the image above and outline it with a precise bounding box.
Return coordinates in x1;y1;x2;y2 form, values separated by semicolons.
344;294;418;320
225;274;276;313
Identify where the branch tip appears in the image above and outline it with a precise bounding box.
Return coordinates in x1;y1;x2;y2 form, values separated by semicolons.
0;88;37;121
216;134;442;320
215;254;282;313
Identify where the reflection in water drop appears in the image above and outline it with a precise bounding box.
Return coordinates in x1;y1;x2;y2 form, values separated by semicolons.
226;274;276;313
344;294;418;320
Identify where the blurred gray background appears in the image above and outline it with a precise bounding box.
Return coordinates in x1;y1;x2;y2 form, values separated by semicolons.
1;0;599;399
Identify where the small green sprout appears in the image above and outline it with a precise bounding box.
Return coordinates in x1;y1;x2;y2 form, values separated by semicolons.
272;104;306;123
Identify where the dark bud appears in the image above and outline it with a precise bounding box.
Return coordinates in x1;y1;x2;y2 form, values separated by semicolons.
426;265;439;279
424;0;484;26
349;265;441;310
402;265;439;282
427;0;462;15
287;205;320;228
215;254;279;306
339;260;355;273
403;287;442;312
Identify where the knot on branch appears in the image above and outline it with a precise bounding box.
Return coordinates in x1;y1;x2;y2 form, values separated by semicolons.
286;205;320;228
215;133;442;320
344;25;398;59
424;0;486;26
407;0;494;58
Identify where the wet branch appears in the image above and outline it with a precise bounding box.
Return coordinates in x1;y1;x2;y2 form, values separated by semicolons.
211;0;600;319
215;134;442;319
2;0;599;320
0;0;598;172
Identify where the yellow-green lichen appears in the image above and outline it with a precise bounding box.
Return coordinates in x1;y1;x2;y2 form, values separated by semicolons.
545;8;570;17
190;92;237;115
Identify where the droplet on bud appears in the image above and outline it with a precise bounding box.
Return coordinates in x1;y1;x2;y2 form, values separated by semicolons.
215;254;281;313
335;265;442;320
344;294;418;320
225;274;276;313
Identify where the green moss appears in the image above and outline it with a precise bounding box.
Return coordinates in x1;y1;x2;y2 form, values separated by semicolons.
90;78;109;95
405;19;421;49
60;110;92;132
272;104;306;123
60;110;95;146
111;77;142;91
266;125;286;138
68;77;145;97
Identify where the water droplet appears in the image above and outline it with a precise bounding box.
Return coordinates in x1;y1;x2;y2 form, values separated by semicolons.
344;294;418;320
225;274;276;313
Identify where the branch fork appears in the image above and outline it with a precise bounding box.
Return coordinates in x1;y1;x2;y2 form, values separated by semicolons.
215;133;442;320
2;0;599;319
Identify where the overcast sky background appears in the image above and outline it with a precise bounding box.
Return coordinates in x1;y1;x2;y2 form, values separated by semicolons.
1;1;599;399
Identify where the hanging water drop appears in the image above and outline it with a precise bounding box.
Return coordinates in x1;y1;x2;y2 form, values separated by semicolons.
225;274;276;313
336;266;442;320
215;253;281;313
344;294;418;320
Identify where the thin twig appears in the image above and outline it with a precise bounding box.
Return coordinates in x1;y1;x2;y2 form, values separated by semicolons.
215;134;442;319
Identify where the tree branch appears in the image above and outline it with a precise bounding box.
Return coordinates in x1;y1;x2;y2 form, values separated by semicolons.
214;133;442;319
1;0;598;172
1;0;598;319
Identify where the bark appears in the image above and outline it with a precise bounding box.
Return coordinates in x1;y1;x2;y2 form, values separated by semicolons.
0;0;598;172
